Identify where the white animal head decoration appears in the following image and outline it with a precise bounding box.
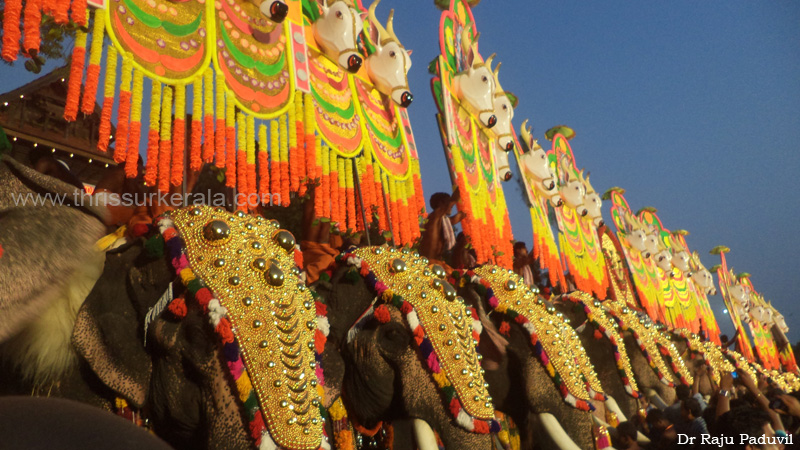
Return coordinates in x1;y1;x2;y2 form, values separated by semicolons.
579;170;603;227
258;0;289;22
313;0;365;73
494;144;512;181
773;307;789;333
364;0;413;107
669;234;691;274
650;231;673;273
728;276;751;308
558;157;587;216
689;252;716;296
490;62;516;151
519;120;558;193
643;224;661;259
623;213;650;256
452;26;497;129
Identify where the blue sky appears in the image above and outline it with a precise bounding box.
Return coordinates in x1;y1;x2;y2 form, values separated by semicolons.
2;1;798;344
390;0;800;343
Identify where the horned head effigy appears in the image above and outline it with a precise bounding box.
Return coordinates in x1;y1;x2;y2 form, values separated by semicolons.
557;155;588;216
668;231;691;274
489;61;517;152
689;251;717;296
452;25;497;128
364;0;414;107
579;170;604;227
519;120;562;207
313;0;365;73
621;211;649;256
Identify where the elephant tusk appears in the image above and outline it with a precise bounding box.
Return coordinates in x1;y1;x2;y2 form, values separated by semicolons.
604;395;627;422
413;419;439;450
539;413;583;450
644;389;669;409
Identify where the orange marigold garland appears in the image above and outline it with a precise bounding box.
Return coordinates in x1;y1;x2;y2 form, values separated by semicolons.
125;69;144;178
288;93;299;193
2;0;22;62
374;164;388;233
294;94;307;196
328;151;339;225
53;0;69;24
214;73;226;168
337;157;346;230
63;19;88;122
279;114;290;206
224;92;236;188
189;78;203;171
171;84;186;186
246;115;256;209
144;81;162;187
257;123;269;198
22;0;42;57
315;140;327;219
113;58;133;163
236;112;247;210
270;120;280;204
71;0;88;27
157;86;173;193
81;10;105;115
304;93;317;188
96;45;117;151
202;70;215;163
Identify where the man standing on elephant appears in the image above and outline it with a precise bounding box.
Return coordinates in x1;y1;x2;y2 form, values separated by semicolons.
419;190;465;266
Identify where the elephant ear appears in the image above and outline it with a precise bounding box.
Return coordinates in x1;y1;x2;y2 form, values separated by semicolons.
72;240;173;408
0;157;108;342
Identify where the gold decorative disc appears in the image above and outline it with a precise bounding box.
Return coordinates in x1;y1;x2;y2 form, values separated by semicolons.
473;266;604;403
170;206;322;450
353;247;494;420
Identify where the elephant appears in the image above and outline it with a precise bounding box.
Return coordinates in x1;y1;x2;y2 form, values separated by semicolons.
312;247;497;450
453;267;603;450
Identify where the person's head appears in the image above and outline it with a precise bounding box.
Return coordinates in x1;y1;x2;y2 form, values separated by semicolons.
681;397;702;421
721;334;730;343
616;421;638;449
513;241;528;258
646;409;669;433
430;192;452;211
675;384;691;402
456;232;467;244
717;407;783;450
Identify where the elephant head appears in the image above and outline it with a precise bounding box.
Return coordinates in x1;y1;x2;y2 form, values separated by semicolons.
72;206;330;450
314;247;496;449
552;292;643;424
453;267;612;450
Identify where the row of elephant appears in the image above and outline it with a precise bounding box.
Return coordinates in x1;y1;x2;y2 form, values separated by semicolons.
3;192;791;450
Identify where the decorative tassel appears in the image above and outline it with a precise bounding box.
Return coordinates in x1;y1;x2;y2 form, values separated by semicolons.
225;92;236;188
125;69;144;178
258;124;269;197
171;84;186;186
63;19;88;122
71;0;88;27
22;0;42;57
96;46;117;151
144;81;162;186
215;73;226;168
279;114;290;206
2;0;22;62
190;78;203;171
375;165;388;233
236;112;247;210
81;10;104;114
113;58;133;163
157;86;173;193
202;70;215;163
338;157;346;228
246;116;256;209
270;120;280;203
